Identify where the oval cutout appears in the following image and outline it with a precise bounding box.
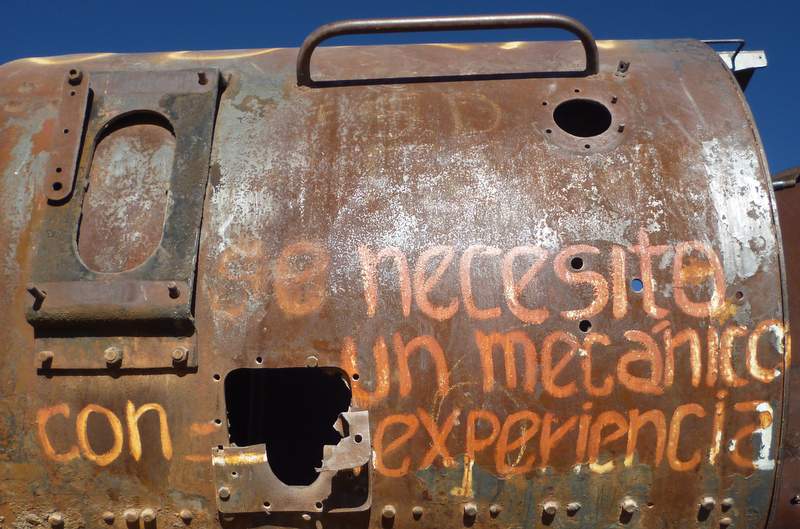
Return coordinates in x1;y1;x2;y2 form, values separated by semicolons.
553;99;612;137
78;112;175;273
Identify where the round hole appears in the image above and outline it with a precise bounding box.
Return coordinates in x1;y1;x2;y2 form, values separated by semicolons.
352;373;360;381
315;502;323;510
70;90;76;96
256;356;263;364
542;101;548;106
735;290;744;300
69;69;78;76
232;471;238;477
545;128;552;134
217;445;223;450
198;72;208;85
55;167;62;173
63;128;69;134
579;320;592;333
584;144;591;149
574;88;581;93
214;419;222;425
553;99;613;137
354;434;363;443
630;278;644;293
570;256;584;270
263;501;270;508
213;373;221;381
52;182;63;191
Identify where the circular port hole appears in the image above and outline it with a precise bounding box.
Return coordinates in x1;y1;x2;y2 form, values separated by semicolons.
570;256;584;270
354;434;363;443
553;99;612;137
630;278;644;293
579;320;592;333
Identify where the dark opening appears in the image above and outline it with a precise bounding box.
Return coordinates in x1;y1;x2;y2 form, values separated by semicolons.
570;256;584;270
553;99;612;137
579;320;592;333
224;367;351;486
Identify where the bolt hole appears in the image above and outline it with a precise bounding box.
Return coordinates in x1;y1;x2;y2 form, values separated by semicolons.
352;373;360;381
263;501;270;508
647;502;655;508
198;72;208;85
213;373;221;381
631;278;644;293
215;418;222;425
542;101;548;106
63;128;69;134
69;69;78;76
70;90;76;96
55;167;62;173
545;128;552;134
315;502;323;510
584;144;591;149
354;434;363;443
256;356;263;364
574;88;581;93
735;290;744;300
232;471;238;477
570;256;584;270
52;182;63;191
579;320;592;333
217;445;223;450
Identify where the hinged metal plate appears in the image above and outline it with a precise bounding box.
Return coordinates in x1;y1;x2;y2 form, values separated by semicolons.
28;68;221;371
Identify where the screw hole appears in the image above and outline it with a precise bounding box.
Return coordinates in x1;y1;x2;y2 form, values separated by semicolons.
630;278;644;293
574;88;581;93
213;373;221;381
55;167;62;173
232;471;238;477
579;320;592;333
584;144;591;149
63;128;69;134
70;90;76;96
570;256;584;270
315;502;323;510
545;128;552;134
542;101;548;106
263;501;270;508
52;182;63;191
214;418;222;425
354;434;363;443
198;72;208;85
256;356;263;364
735;290;744;300
352;373;360;381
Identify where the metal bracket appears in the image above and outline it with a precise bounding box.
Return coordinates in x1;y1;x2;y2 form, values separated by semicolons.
703;39;767;91
212;409;372;514
28;68;220;371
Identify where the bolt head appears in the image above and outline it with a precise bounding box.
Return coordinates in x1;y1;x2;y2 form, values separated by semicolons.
38;350;54;364
179;509;193;523
566;502;582;515
721;497;734;510
464;502;478;517
141;508;156;523
720;516;733;527
218;486;231;500
621;498;638;513
382;505;396;519
67;68;83;85
489;503;502;517
171;347;189;364
301;513;312;521
104;346;122;366
306;355;319;368
101;511;115;524
700;497;716;510
48;512;64;527
412;506;423;519
543;501;558;515
123;509;140;523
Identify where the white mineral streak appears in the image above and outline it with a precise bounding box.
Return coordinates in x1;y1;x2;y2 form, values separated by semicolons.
702;138;774;282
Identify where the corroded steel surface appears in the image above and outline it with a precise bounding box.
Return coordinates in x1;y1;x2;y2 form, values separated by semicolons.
0;33;789;529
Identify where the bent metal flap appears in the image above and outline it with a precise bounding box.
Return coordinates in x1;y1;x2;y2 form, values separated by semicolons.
0;14;789;529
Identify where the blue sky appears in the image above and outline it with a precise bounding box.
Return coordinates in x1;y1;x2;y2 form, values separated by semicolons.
2;0;796;173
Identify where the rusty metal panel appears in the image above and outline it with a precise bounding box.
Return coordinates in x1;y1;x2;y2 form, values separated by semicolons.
0;21;787;529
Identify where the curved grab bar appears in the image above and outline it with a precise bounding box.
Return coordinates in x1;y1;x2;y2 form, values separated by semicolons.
296;13;599;86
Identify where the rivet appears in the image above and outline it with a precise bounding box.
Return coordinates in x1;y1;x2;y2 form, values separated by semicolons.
101;511;115;524
721;498;734;510
171;347;189;364
700;497;716;511
412;506;423;519
617;123;626;133
141;508;156;523
720;517;733;527
67;68;83;85
123;509;140;523
104;346;122;366
464;502;478;517
38;350;54;365
179;509;193;523
48;512;64;527
382;505;396;519
566;502;582;515
621;498;638;514
543;501;558;516
791;495;800;505
611;96;619;104
306;355;319;368
489;504;502;517
218;486;231;500
301;513;312;521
